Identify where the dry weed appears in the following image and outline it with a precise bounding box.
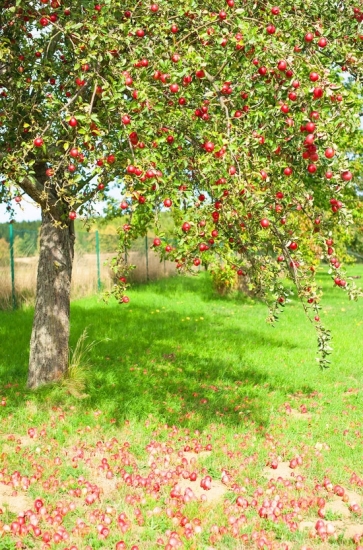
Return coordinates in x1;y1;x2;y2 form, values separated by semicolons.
0;249;176;310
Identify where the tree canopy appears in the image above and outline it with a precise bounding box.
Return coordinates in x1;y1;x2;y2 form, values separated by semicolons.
1;0;363;373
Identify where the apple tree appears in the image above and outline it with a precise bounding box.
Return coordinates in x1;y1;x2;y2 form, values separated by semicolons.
0;0;362;388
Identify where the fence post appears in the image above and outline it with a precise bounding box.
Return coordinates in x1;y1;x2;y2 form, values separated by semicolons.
145;235;149;282
95;230;101;292
9;224;16;310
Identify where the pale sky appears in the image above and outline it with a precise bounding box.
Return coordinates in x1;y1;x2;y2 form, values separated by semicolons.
0;196;41;222
0;189;123;223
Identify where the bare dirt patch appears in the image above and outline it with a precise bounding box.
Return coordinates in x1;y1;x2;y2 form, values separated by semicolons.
289;408;313;420
325;498;351;518
262;461;300;480
1;433;35;449
336;521;363;539
299;518;363;540
182;450;212;463
345;489;363;506
0;485;32;515
299;490;363;539
89;474;119;497
174;476;227;503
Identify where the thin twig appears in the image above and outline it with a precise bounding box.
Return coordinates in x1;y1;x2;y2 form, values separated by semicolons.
40;82;91;137
45;30;61;58
204;70;231;139
128;137;136;162
213;60;229;81
175;21;212;48
89;82;98;115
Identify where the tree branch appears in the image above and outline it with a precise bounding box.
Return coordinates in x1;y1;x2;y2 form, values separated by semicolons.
89;82;98;115
40;82;91;137
204;70;231;139
19;163;61;218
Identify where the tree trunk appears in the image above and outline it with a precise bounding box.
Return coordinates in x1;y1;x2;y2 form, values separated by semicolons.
27;212;75;389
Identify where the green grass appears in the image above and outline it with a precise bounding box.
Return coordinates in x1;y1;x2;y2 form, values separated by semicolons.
0;267;363;549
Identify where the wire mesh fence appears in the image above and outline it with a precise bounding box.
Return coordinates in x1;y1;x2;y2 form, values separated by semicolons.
0;226;176;310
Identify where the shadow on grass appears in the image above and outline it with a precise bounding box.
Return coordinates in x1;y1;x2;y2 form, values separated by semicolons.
0;275;316;430
148;274;257;305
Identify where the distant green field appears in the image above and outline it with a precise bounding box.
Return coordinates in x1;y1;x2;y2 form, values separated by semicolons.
0;267;362;549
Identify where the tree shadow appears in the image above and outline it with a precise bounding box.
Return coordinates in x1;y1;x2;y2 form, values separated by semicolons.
0;276;315;431
148;274;257;305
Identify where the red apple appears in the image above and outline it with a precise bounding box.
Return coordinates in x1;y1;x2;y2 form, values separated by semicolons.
68;116;78;127
170;83;179;93
341;170;352;181
33;137;44;147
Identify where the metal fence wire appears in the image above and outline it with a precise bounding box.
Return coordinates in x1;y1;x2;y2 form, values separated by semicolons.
0;226;176;310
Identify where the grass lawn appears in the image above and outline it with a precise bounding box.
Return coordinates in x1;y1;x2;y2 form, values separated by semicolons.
0;266;363;549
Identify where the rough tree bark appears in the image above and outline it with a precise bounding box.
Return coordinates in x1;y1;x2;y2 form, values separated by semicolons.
27;212;75;389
